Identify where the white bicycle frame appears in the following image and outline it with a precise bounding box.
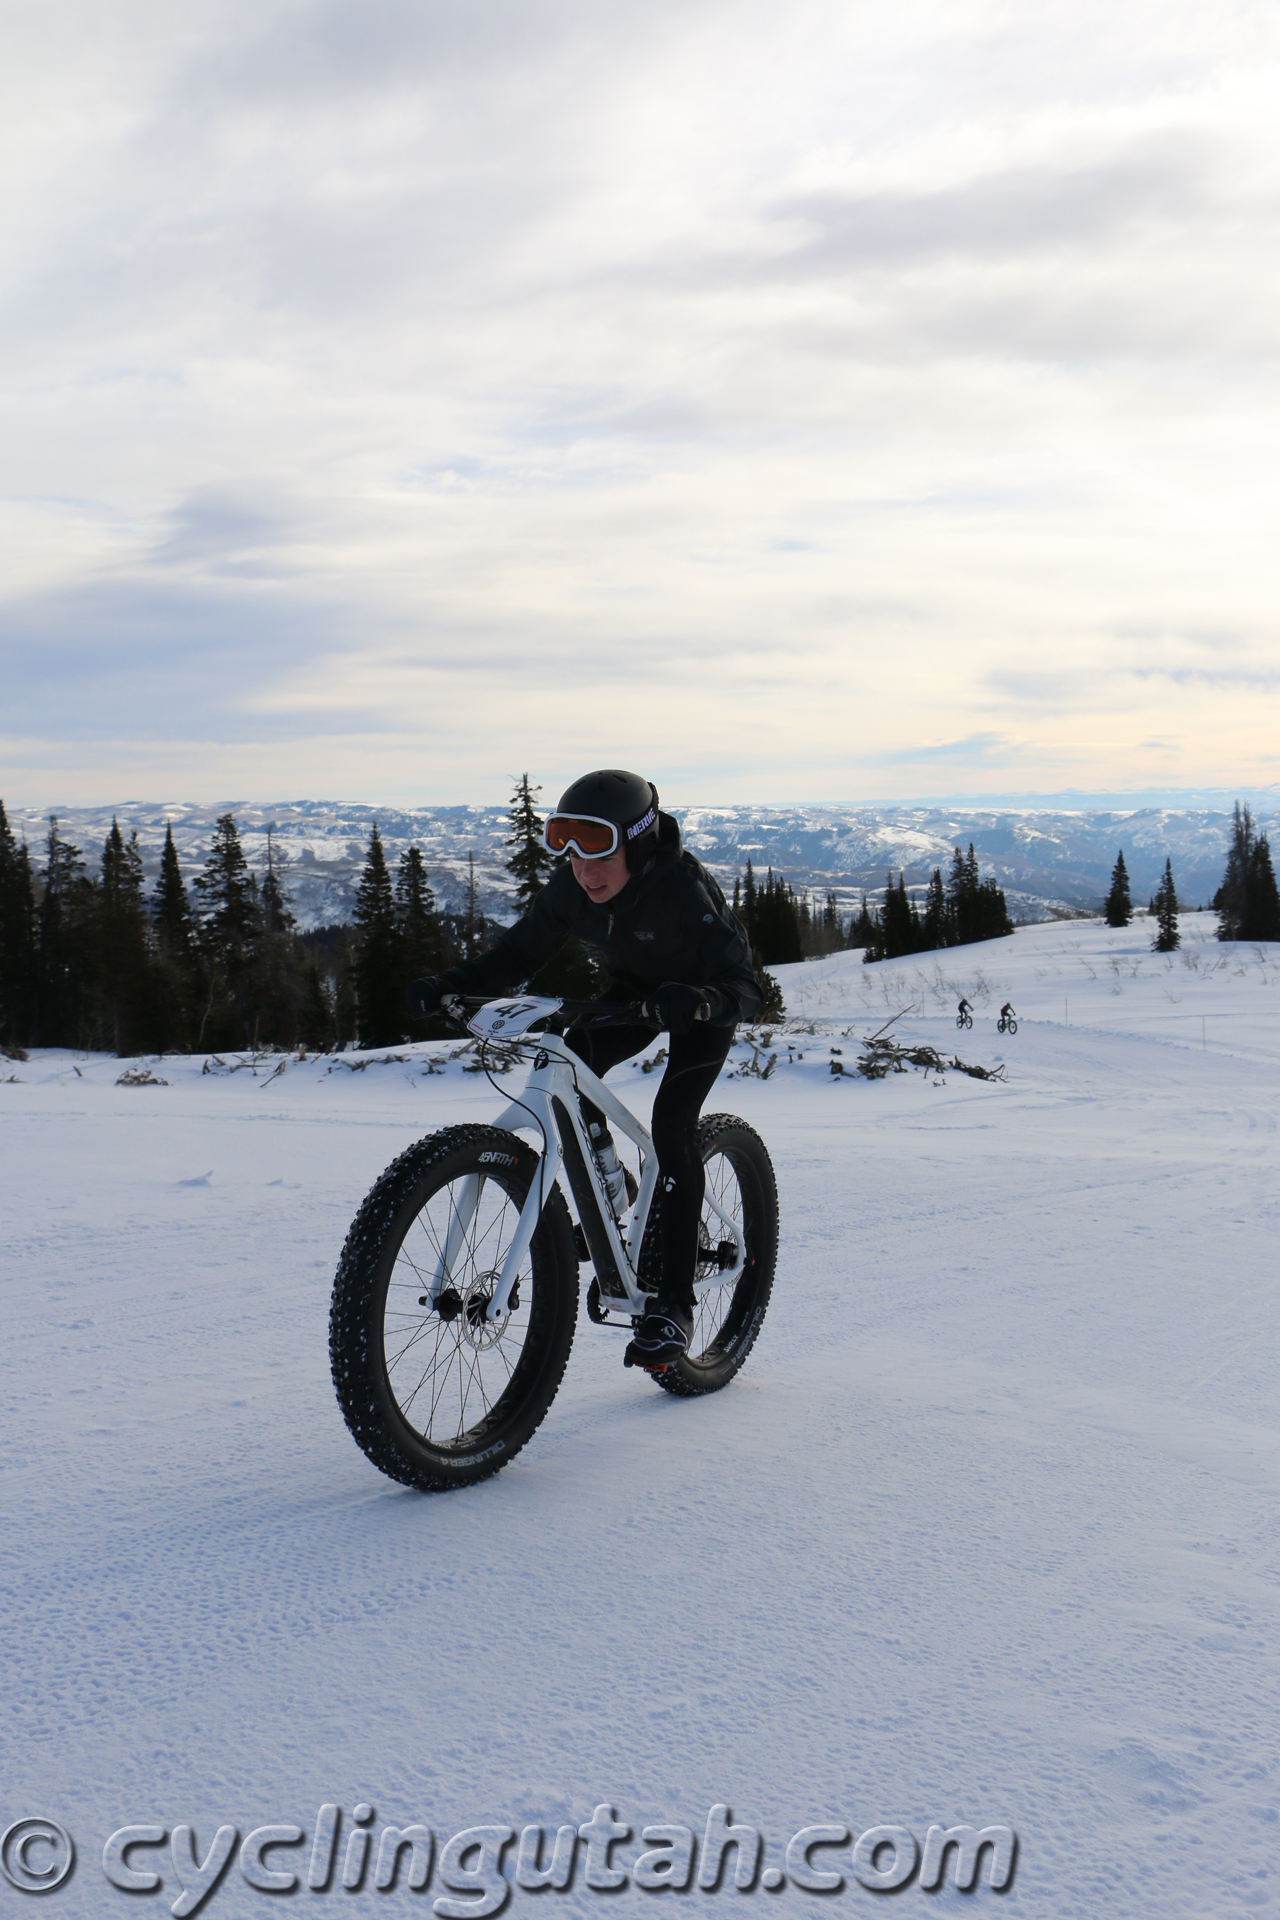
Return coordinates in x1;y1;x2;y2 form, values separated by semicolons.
424;998;747;1323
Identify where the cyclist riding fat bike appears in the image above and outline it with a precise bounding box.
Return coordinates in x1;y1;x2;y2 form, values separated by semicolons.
406;769;762;1371
957;997;972;1019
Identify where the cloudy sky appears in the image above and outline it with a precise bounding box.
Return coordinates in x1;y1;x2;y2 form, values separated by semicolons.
3;0;1279;808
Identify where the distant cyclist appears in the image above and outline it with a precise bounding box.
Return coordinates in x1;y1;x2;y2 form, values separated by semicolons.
998;1001;1018;1034
956;997;973;1029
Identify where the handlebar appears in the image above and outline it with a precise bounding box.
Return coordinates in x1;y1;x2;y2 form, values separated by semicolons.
440;994;664;1032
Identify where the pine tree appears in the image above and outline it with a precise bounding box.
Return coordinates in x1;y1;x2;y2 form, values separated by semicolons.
868;872;920;961
0;801;37;1047
849;893;876;950
259;827;295;939
193;814;260;1047
302;923;357;1049
353;823;403;1046
975;874;1014;942
742;860;758;948
1213;804;1280;943
331;929;359;1048
96;818;150;1053
886;872;918;958
1104;850;1133;928
397;845;445;978
947;845;972;944
753;869;803;966
195;815;258;971
1214;801;1254;941
35;819;95;1046
758;971;786;1022
1152;858;1180;952
155;825;196;957
506;775;553;914
1243;836;1280;942
297;959;335;1051
959;848;982;913
462;851;489;960
944;844;1013;947
497;775;596;995
922;868;948;949
152;824;201;1050
800;889;843;958
250;827;308;1048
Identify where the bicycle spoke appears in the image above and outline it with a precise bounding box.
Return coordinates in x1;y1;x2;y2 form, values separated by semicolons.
400;1318;457;1423
685;1148;746;1362
382;1168;536;1448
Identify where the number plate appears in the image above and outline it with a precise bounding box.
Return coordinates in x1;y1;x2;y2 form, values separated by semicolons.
466;997;563;1039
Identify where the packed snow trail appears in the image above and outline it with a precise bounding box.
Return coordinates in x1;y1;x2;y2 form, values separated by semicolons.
3;918;1278;1917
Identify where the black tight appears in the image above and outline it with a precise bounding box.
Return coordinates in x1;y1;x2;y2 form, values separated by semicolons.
565;1013;732;1310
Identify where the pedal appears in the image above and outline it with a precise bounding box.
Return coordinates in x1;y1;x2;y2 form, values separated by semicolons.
623;1348;669;1371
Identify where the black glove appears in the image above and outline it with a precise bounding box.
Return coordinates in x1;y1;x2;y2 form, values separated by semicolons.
405;976;445;1019
652;982;713;1034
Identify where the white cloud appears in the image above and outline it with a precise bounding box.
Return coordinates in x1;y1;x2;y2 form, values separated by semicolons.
3;0;1280;805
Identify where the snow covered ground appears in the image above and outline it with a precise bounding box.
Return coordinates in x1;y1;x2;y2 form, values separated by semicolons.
4;914;1279;1918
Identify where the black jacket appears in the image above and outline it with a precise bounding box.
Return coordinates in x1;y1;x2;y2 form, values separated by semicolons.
442;813;761;1025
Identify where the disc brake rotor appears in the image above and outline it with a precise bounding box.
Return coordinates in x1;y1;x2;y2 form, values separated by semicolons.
461;1271;509;1350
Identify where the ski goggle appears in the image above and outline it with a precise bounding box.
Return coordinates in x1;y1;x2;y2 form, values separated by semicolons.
543;813;620;859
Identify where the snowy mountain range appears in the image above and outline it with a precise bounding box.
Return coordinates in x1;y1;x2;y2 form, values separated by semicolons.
9;797;1271;929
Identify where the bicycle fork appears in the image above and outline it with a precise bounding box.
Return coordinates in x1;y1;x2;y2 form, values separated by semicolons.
421;1142;567;1324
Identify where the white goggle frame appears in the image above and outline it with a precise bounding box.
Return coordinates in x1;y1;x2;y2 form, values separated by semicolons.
543;813;621;860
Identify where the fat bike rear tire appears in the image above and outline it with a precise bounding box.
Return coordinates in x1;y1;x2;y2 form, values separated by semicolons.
329;1125;578;1491
639;1114;778;1399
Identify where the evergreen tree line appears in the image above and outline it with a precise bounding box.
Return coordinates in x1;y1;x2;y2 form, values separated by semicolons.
0;802;477;1055
852;845;1015;964
1100;800;1280;953
11;789;1273;1056
1212;802;1280;942
730;863;845;968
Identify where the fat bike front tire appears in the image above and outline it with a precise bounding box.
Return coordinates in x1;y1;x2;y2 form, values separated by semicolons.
639;1114;778;1399
329;1125;578;1491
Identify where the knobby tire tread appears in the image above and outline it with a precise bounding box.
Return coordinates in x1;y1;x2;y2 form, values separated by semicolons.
641;1112;778;1400
329;1124;577;1491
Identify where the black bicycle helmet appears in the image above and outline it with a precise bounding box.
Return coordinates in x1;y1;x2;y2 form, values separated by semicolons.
552;768;660;873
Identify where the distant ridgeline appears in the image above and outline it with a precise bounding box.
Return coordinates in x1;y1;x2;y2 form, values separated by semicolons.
2;788;1277;1055
9;796;1280;931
